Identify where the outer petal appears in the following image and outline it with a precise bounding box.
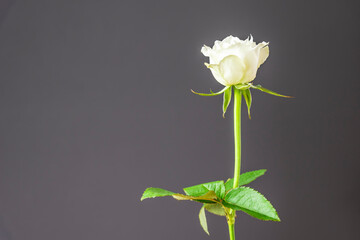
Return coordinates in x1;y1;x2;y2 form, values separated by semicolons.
205;63;228;86
213;35;241;50
258;42;269;67
240;47;261;84
201;45;212;57
218;55;246;86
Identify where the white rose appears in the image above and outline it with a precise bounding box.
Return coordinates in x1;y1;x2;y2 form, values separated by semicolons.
201;35;269;86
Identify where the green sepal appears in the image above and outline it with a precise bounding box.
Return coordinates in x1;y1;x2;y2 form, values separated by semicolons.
242;88;252;119
222;86;232;118
204;203;226;216
225;169;267;192
199;206;210;235
224;187;280;221
234;83;251;90
250;84;292;98
141;187;175;201
191;86;230;96
184;180;226;200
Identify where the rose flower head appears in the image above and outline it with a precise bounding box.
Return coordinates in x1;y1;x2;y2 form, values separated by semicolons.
201;35;269;86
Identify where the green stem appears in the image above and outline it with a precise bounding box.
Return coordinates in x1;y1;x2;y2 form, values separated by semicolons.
232;88;242;189
227;88;242;240
228;222;235;240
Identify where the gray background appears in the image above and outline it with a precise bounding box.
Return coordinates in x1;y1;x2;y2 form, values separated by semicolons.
0;0;359;239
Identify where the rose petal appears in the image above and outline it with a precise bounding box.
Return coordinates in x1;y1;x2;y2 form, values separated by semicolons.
240;47;262;84
219;55;246;86
258;43;269;67
205;63;228;86
201;45;212;57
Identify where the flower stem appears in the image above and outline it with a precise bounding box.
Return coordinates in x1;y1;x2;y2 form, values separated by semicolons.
232;88;242;189
227;88;242;240
228;222;235;240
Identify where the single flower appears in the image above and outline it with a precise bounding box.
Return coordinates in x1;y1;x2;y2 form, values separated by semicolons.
201;35;269;86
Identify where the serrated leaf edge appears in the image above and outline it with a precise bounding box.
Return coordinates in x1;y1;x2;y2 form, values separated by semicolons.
225;169;267;192
224;186;280;222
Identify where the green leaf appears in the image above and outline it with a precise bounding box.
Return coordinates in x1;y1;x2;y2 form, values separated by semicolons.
224;187;280;221
203;181;226;199
184;181;226;199
204;203;226;216
141;187;175;201
242;88;252;119
199;206;209;235
191;86;230;96
225;169;267;192
251;84;292;98
173;191;218;203
183;184;208;197
222;86;232;118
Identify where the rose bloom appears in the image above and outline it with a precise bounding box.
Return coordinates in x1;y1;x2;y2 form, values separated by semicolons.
201;35;269;86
